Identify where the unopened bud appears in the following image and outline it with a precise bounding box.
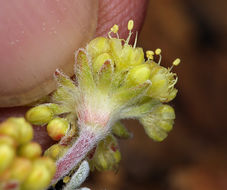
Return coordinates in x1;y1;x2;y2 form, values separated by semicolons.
26;105;54;125
113;150;121;163
126;64;151;86
44;144;66;160
47;118;69;141
89;135;121;171
22;158;55;190
34;157;56;177
18;142;42;159
0;144;15;173
156;120;173;132
87;37;110;58
115;45;144;70
9;157;32;183
109;38;122;62
155;104;175;120
139;104;175;142
8;117;33;145
0;119;20;142
0;135;17;148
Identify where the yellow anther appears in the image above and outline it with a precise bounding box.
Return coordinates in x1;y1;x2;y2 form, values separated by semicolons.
111;24;119;33
63;176;71;183
128;20;134;31
146;50;154;60
155;48;161;55
173;58;181;66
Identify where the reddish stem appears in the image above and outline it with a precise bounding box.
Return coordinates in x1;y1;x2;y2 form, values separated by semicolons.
51;129;96;184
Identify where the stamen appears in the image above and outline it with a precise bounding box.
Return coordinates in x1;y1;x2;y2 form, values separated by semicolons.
155;48;161;55
146;50;154;60
133;32;138;48
125;20;134;45
170;58;181;70
128;20;134;31
168;77;178;89
155;48;162;65
108;24;119;39
111;24;119;33
173;58;181;66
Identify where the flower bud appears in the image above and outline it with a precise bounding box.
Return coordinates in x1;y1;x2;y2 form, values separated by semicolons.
127;47;144;67
9;157;32;183
139;104;175;142
18;142;42;159
156;120;173;132
148;62;178;102
0;144;15;173
0;119;20;142
47;118;69;141
26;105;54;125
109;38;144;71
93;53;112;72
8;117;33;145
34;157;56;177
89;135;121;171
44;144;66;160
155;104;175;120
0;135;17;148
0;117;32;145
125;64;151;86
109;38;122;62
113;150;121;163
22;158;54;190
87;37;110;58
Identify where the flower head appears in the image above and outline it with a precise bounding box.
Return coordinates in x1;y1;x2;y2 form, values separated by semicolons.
25;20;180;185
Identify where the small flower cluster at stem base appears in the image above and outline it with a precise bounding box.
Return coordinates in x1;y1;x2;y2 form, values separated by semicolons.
25;19;180;187
0;117;56;190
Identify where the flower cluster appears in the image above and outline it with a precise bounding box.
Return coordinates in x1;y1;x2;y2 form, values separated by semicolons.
25;20;180;187
0;117;56;190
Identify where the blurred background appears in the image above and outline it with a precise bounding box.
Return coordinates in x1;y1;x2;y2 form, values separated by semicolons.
85;0;227;189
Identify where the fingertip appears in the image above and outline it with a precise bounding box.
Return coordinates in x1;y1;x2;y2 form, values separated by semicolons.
96;0;148;39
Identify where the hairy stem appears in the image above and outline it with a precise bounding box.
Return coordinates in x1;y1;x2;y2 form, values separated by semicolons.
51;128;97;184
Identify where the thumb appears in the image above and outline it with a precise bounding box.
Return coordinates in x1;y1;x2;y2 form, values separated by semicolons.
0;0;98;107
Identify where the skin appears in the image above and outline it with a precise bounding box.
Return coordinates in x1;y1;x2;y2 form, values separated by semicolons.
0;0;148;148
